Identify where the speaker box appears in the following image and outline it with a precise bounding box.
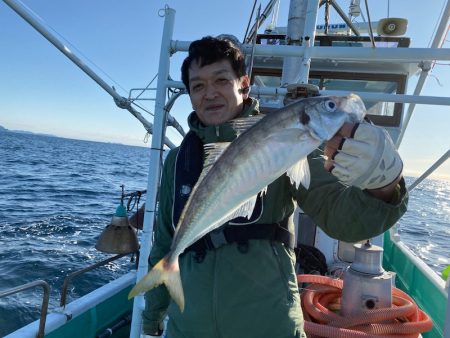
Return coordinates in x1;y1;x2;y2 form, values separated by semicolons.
377;18;408;36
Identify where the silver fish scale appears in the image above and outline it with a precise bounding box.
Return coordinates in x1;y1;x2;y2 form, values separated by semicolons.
170;95;366;260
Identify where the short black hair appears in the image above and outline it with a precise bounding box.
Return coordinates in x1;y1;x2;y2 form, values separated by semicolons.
181;36;246;94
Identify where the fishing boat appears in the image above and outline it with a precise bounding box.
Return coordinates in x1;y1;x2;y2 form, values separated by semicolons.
1;0;449;337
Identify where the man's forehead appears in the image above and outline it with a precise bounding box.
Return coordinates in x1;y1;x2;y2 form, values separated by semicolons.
189;60;235;81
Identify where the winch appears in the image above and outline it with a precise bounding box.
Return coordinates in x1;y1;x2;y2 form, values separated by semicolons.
341;240;394;316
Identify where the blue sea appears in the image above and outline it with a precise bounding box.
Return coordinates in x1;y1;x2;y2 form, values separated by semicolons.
0;131;449;336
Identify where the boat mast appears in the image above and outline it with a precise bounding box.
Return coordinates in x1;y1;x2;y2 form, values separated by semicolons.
281;0;320;86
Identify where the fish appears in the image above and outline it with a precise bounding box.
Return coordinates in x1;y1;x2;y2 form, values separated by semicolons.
128;94;366;311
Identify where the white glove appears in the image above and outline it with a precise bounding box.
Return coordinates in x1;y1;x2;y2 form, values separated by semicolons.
329;123;403;190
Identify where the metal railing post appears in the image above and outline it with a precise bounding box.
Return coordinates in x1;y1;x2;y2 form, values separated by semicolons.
129;6;176;338
60;253;128;307
0;280;50;338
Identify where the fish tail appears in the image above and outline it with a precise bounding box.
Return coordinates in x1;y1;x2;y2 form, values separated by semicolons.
127;256;185;312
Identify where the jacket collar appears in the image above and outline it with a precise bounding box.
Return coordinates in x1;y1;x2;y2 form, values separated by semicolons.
187;97;259;144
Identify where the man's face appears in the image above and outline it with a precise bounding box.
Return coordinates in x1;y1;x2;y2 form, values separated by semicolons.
188;59;249;126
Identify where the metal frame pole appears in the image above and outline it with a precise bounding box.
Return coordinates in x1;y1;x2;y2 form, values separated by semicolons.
408;149;450;192
129;7;176;338
172;40;450;62
281;0;307;86
295;0;320;84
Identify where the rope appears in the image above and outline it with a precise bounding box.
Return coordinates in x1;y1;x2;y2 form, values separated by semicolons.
298;274;433;338
324;1;330;35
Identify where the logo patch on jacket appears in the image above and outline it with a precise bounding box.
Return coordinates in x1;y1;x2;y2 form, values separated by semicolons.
180;184;192;197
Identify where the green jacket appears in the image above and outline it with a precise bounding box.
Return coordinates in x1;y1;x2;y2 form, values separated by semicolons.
142;98;408;337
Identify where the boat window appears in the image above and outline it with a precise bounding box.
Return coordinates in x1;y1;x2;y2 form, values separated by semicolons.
256;34;410;48
319;78;398;117
252;71;405;127
310;71;405;126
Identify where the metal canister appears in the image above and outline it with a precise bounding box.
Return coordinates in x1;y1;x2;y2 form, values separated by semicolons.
341;241;394;316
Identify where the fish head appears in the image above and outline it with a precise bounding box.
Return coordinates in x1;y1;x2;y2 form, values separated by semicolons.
301;94;366;141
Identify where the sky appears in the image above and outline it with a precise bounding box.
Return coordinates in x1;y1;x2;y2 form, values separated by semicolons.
0;0;449;180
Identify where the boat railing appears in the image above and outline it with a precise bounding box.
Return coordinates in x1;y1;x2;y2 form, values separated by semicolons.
0;280;50;338
60;253;130;307
164;78;450;107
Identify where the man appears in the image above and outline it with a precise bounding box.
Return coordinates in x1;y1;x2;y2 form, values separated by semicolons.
141;36;407;338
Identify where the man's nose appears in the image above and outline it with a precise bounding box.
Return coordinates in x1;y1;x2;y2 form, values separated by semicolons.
204;83;218;99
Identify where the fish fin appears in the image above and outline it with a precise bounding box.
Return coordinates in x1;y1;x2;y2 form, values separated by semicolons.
286;158;311;189
198;142;231;181
264;128;312;189
261;185;268;196
204;142;230;165
229;194;259;220
128;256;185;312
229;115;265;136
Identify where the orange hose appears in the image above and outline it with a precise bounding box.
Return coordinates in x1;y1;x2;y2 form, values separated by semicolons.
297;274;433;338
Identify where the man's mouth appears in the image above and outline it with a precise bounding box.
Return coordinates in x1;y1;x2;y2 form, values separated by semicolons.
205;104;225;112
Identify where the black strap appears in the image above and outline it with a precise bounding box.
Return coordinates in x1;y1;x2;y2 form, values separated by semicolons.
173;131;204;227
184;219;295;258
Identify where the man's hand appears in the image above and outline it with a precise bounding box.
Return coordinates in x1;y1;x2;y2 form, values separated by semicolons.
324;122;403;201
141;331;163;338
142;326;164;337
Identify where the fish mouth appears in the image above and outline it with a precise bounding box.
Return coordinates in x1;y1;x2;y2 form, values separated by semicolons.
308;129;324;141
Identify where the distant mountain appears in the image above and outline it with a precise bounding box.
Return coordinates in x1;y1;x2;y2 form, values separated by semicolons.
0;126;56;137
10;129;35;135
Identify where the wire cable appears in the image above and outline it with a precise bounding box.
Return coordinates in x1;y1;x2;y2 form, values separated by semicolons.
131;101;154;117
243;0;258;43
364;0;376;48
131;73;158;103
427;0;448;48
19;1;130;96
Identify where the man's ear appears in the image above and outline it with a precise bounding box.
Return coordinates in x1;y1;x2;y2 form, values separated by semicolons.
239;75;250;98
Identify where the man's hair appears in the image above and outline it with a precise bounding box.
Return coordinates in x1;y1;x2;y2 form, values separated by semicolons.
181;36;246;94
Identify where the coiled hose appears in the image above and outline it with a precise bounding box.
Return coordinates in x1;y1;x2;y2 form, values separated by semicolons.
297;274;433;338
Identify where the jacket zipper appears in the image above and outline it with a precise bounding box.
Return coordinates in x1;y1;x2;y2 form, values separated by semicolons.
271;242;294;304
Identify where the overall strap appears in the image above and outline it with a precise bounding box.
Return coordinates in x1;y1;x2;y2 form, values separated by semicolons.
172;131;204;227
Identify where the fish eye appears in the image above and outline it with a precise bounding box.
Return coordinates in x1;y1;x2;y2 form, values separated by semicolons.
322;100;336;112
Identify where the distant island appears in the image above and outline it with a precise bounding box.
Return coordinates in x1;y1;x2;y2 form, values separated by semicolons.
0;125;149;149
0;125;56;137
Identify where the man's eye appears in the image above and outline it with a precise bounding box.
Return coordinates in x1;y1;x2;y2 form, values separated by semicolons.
191;84;203;92
216;78;229;85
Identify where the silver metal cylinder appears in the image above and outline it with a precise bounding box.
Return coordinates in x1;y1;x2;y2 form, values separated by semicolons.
341;242;394;316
